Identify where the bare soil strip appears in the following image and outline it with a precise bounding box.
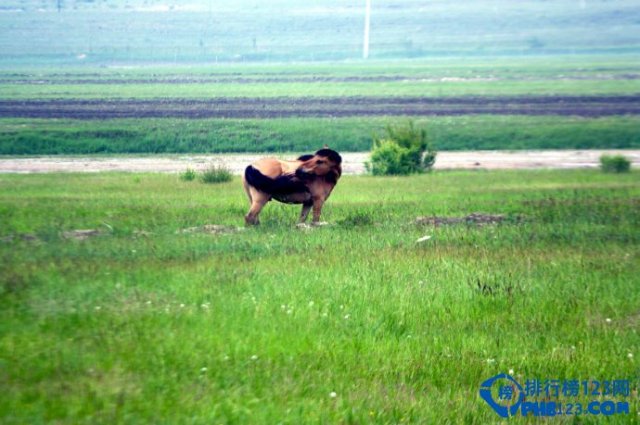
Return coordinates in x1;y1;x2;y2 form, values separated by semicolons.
1;150;638;174
1;96;639;118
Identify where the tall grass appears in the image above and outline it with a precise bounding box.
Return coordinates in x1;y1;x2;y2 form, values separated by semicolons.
200;164;233;183
179;168;197;181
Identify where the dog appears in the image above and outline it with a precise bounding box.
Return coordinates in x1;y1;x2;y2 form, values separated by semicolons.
243;148;342;225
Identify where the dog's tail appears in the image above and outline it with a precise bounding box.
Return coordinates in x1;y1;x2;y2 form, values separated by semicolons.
245;165;308;195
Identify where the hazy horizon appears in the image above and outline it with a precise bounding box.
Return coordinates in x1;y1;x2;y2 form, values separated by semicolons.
1;0;639;65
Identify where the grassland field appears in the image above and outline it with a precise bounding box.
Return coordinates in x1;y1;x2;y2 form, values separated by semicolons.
1;54;639;422
0;169;639;424
2;0;640;421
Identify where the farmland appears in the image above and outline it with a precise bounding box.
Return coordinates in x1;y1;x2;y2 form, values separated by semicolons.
3;56;640;100
1;55;640;154
3;96;640;119
1;169;639;423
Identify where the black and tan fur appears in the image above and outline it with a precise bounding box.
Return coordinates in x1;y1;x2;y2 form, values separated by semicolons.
243;148;342;225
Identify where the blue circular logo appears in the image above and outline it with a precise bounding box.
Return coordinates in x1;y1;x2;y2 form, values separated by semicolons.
479;373;525;418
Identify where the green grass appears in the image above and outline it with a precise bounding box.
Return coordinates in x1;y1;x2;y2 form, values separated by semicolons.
2;78;639;99
1;170;639;423
2;115;640;155
2;56;639;100
4;55;638;79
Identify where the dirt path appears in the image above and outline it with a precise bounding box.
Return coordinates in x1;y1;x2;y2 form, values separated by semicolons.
1;150;638;174
1;96;639;118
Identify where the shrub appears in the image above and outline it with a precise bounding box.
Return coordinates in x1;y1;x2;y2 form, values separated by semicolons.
600;155;631;173
200;164;233;183
180;168;197;181
366;121;436;175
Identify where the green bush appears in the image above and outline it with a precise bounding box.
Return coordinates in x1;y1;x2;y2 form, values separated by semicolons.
366;121;436;175
180;168;197;181
600;155;631;173
200;164;233;184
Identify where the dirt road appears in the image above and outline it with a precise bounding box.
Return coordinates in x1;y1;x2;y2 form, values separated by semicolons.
1;150;638;174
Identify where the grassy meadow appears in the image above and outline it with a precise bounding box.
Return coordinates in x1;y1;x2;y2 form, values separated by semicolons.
1;169;638;423
2;1;639;422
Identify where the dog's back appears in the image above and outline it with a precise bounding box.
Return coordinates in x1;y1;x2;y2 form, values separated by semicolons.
244;165;309;198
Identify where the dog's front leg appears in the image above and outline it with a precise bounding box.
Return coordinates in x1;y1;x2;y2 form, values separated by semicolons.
299;201;313;223
311;198;325;224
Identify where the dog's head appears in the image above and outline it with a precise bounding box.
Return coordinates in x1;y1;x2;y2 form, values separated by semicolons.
296;148;342;184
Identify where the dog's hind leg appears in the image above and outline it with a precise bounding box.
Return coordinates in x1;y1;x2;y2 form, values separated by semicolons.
245;188;270;225
242;177;253;205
